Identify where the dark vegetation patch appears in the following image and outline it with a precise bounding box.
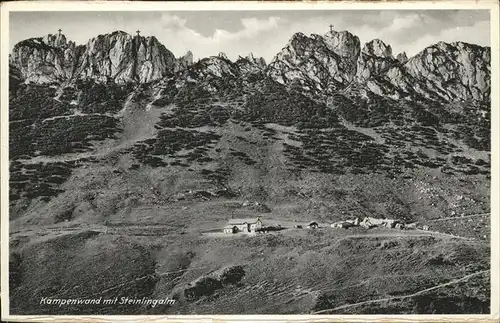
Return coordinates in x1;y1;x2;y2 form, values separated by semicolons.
283;128;389;175
157;104;230;128
66;79;132;114
378;125;456;153
182;265;245;302
335;94;490;158
434;101;490;151
10;161;72;203
152;81;233;128
10;85;72;122
282;120;488;176
152;69;246;110
33;115;121;156
230;150;257;166
9;83;124;158
334;94;405;127
132;129;221;167
234;80;339;128
9;158;95;205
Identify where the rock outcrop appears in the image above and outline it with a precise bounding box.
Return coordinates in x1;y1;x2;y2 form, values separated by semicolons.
10;34;83;84
10;31;176;84
235;53;266;74
396;52;408;64
267;31;361;91
363;41;491;101
403;41;491;101
174;51;194;72
266;29;490;102
10;29;491;103
356;39;397;82
75;31;176;83
191;55;238;79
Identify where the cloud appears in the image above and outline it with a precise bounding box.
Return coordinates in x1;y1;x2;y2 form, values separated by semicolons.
404;19;490;56
154;15;283;60
160;14;188;30
386;14;423;31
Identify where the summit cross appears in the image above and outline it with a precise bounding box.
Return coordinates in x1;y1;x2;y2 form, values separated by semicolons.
329;24;334;33
136;30;141;36
58;28;62;35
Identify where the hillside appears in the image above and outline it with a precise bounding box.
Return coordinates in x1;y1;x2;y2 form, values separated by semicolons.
8;29;491;315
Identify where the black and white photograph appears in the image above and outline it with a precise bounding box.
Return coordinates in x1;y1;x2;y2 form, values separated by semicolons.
1;1;499;321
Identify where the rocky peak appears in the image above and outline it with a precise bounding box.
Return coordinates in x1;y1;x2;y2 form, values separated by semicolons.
10;33;80;84
10;30;177;84
323;30;361;58
42;33;68;48
245;53;266;67
362;39;393;58
267;30;361;92
174;50;194;72
9;29;491;103
193;55;238;79
236;53;266;75
76;31;176;83
404;41;490;101
218;52;230;61
396;52;408;64
356;39;397;82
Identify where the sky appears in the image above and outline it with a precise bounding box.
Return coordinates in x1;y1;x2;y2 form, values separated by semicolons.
9;10;490;62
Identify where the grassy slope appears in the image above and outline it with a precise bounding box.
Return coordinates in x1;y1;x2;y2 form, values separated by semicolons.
10;226;489;314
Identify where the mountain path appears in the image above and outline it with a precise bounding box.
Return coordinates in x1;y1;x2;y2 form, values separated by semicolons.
427;212;490;222
313;269;490;314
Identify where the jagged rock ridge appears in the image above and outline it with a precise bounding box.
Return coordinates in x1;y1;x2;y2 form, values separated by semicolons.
75;31;176;83
10;34;84;84
266;30;490;102
11;31;189;84
10;29;491;102
266;31;361;92
174;51;194;72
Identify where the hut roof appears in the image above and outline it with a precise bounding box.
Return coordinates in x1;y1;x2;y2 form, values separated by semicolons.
228;218;261;225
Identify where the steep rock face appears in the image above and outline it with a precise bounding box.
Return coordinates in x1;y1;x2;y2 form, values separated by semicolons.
194;55;239;79
9;30;491;103
356;39;397;82
235;53;266;74
322;30;361;78
11;31;177;84
174;51;194;72
170;55;238;87
363;39;393;58
266;30;490;102
165;55;240;94
396;52;408;64
354;41;491;102
267;31;361;91
9;34;82;84
404;41;490;101
76;31;176;83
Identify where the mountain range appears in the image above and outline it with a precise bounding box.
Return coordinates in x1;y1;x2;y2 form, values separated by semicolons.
8;28;491;315
10;29;490;101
